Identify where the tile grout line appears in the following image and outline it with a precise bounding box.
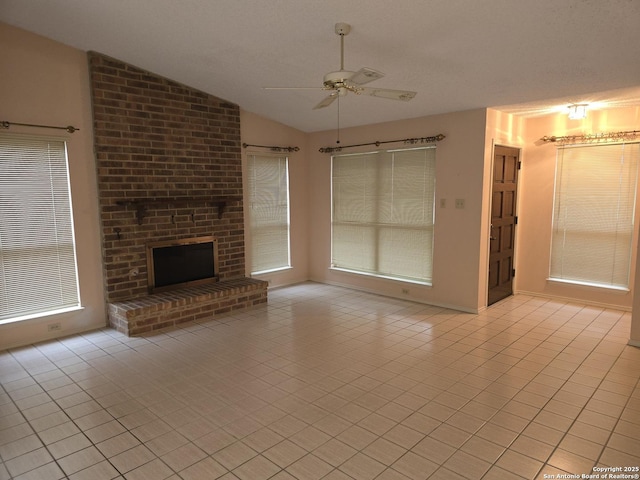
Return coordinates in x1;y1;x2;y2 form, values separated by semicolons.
475;305;634;478
1;287;638;480
6;339;169;479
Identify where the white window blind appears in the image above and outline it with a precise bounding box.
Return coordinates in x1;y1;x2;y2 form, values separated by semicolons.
0;134;80;321
247;154;291;274
331;147;436;283
550;142;639;289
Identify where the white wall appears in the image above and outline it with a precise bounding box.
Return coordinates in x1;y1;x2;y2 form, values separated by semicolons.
0;23;106;350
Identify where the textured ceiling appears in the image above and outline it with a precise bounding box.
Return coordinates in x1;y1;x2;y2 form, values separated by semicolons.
2;0;640;132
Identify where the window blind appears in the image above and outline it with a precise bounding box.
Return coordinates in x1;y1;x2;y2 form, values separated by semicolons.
331;147;436;283
550;142;639;289
247;154;291;274
0;134;80;321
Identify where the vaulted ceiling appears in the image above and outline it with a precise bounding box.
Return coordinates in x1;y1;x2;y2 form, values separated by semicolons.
2;0;640;132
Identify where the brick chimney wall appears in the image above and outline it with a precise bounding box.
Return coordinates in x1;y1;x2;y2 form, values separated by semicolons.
88;52;245;303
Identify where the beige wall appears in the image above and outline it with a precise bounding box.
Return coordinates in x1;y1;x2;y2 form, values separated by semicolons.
306;109;490;313
240;111;310;288
515;106;640;311
632;238;640;345
3;21;640;347
0;23;106;349
483;109;527;304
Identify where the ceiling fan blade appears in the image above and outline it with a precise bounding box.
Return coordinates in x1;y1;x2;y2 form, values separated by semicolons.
313;94;338;110
348;67;385;85
263;24;419;111
359;87;417;101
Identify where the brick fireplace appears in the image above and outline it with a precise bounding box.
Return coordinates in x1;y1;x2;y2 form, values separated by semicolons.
89;52;266;335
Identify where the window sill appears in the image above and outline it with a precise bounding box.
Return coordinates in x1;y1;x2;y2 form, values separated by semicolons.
252;266;293;276
0;306;84;326
546;278;630;293
330;267;432;286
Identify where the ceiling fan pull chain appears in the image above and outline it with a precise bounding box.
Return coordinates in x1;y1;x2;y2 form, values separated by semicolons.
336;95;341;144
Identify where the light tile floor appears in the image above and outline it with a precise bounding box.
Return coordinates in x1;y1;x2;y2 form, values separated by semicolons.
1;282;639;480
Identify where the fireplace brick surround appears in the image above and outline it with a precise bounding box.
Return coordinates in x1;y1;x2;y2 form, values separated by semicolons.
89;52;267;334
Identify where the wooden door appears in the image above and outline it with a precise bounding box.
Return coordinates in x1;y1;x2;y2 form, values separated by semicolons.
488;146;520;305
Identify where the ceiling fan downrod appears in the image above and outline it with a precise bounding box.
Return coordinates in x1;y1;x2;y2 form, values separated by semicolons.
335;22;351;71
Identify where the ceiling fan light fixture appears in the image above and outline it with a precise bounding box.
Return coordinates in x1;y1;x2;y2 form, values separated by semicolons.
568;103;588;120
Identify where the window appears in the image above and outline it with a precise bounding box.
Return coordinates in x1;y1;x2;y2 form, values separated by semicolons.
550;142;639;289
247;154;291;274
331;146;436;284
0;134;80;322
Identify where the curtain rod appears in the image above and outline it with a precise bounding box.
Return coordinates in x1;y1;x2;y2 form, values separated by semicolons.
541;130;640;145
319;134;446;153
242;142;299;152
1;120;79;133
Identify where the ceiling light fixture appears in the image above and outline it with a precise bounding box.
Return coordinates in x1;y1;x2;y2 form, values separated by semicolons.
568;103;588;120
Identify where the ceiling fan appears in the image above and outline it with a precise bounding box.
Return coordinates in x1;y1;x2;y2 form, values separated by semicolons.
264;22;417;110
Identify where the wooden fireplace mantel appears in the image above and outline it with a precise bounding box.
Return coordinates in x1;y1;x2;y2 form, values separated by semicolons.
115;195;242;224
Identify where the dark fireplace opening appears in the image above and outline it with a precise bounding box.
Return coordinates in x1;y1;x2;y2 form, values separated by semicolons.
147;236;219;293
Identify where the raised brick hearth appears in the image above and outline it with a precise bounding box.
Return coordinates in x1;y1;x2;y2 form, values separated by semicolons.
108;278;267;336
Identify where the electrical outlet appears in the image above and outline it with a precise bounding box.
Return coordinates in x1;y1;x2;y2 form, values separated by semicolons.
401;288;410;295
440;198;446;208
455;198;465;209
47;322;62;332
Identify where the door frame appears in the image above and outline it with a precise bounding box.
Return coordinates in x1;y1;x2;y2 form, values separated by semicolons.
485;142;522;307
